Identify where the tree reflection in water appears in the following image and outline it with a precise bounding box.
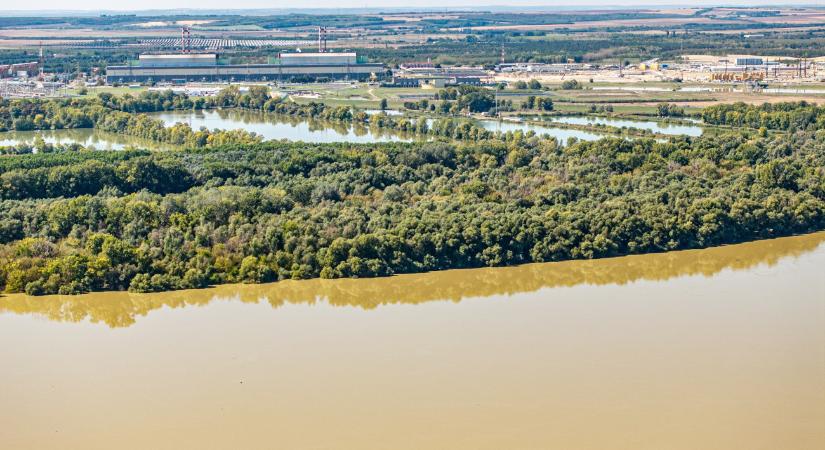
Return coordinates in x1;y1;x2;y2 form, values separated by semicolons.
1;232;823;328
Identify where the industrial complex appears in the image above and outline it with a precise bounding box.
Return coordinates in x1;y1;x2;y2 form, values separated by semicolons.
0;62;39;79
384;63;493;88
105;51;383;84
4;23;824;98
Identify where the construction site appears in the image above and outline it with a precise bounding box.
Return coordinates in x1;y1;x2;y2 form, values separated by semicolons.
494;54;824;84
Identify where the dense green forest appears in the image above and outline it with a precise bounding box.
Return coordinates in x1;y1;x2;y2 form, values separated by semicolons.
0;108;823;294
702;102;825;131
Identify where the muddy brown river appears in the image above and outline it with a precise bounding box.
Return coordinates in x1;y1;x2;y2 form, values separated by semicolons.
1;232;823;449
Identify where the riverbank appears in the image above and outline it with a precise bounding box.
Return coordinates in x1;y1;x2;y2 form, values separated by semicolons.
2;231;823;323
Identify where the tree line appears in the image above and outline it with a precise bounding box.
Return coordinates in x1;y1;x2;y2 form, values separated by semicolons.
701;101;825;131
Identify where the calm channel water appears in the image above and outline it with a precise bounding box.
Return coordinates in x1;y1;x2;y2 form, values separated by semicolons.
476;119;608;141
150;109;416;143
0;110;672;149
0;128;176;151
1;232;823;449
155;110;613;143
550;115;705;136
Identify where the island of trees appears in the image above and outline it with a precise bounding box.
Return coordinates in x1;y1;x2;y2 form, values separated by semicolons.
0;93;823;295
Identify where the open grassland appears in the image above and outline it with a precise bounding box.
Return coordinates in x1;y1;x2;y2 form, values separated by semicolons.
282;81;825;112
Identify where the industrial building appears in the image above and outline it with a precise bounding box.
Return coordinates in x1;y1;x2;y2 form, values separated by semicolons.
0;62;39;79
384;75;486;88
105;52;383;84
385;65;493;88
497;62;594;73
736;58;764;66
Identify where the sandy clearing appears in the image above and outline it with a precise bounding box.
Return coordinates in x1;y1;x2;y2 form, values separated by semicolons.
656;8;701;16
131;20;215;28
176;20;215;26
749;14;825;25
465;17;728;31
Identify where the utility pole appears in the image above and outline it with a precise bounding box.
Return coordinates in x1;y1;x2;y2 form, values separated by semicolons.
38;41;44;80
500;42;505;65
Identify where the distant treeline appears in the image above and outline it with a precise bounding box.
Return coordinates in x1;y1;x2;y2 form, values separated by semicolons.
363;29;825;65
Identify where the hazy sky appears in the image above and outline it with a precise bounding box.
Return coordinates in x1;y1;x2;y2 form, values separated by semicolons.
2;1;821;12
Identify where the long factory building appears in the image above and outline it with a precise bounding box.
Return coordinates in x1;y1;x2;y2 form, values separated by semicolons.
106;52;383;83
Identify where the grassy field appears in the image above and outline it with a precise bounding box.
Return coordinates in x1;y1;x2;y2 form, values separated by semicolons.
61;79;825;116
69;85;149;97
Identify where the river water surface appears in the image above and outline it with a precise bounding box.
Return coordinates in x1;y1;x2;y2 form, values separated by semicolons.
151;109;416;143
549;115;705;136
476;118;607;141
0;110;634;149
1;233;824;449
0;128;177;151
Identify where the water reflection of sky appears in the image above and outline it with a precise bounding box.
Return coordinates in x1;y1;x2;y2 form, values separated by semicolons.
152;109;413;143
550;116;704;137
2;232;822;328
